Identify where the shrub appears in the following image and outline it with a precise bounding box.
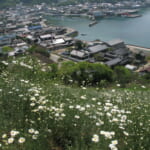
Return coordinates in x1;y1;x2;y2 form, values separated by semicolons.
59;61;114;86
93;53;104;61
2;46;13;53
98;79;109;87
74;40;86;50
49;63;58;79
114;66;133;85
141;73;150;81
0;61;7;73
28;45;49;57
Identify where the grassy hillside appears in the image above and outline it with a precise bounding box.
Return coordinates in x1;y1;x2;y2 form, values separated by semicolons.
0;56;149;150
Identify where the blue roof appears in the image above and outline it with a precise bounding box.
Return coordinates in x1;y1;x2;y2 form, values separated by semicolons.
0;34;16;41
93;11;104;17
28;25;42;30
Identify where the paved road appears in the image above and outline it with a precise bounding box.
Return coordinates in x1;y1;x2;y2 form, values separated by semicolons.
50;53;60;63
127;45;150;56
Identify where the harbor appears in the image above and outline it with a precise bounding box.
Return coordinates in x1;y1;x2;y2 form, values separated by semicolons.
46;8;150;48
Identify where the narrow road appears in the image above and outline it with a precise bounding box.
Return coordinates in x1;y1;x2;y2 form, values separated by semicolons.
127;45;150;56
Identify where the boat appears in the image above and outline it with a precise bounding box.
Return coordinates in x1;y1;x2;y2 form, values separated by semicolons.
121;14;142;18
81;33;87;36
126;14;142;18
89;21;98;27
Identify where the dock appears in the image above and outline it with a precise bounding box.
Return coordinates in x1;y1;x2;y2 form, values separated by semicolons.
65;27;78;37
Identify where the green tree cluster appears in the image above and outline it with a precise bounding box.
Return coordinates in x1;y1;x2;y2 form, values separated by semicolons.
57;61;146;87
113;66;133;85
2;46;13;53
59;61;114;85
28;45;50;57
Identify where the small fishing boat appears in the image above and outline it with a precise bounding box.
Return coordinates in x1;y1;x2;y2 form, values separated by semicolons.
81;33;87;36
126;14;142;18
121;14;142;18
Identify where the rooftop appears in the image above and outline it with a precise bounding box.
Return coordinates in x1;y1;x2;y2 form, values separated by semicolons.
88;44;108;54
70;50;88;58
107;39;124;46
105;58;121;66
53;38;65;45
113;48;130;56
40;34;52;39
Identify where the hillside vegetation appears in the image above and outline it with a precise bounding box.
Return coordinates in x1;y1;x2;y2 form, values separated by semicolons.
0;55;149;150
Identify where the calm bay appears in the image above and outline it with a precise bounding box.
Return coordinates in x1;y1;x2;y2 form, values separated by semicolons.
46;8;150;48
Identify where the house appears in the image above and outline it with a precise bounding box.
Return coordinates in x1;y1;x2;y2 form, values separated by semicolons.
6;25;17;31
107;39;125;49
26;35;36;43
120;58;131;65
104;48;132;66
105;58;122;67
64;37;73;44
113;48;130;57
40;34;54;41
55;28;66;35
92;11;105;18
52;38;65;45
0;38;11;46
15;42;26;46
105;53;118;59
87;44;109;55
0;22;4;27
70;50;89;59
14;28;29;34
0;34;16;46
125;64;137;70
28;25;42;31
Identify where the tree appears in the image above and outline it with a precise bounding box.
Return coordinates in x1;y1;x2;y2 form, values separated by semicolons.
28;45;50;57
59;61;114;86
114;66;133;85
93;53;104;61
74;40;86;50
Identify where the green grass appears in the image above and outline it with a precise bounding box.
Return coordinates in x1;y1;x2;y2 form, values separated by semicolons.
1;46;14;53
0;56;150;150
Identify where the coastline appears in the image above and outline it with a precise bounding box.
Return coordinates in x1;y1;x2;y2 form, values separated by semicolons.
45;18;150;55
42;7;150;54
64;25;150;55
127;44;150;56
44;7;150;49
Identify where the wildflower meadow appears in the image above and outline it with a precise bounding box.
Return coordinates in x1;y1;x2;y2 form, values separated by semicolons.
0;56;149;150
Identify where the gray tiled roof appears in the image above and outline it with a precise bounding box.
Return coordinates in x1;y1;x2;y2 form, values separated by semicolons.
88;44;108;54
107;39;124;46
105;58;121;66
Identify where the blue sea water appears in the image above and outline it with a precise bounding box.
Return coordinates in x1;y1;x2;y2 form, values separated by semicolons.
47;8;150;48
